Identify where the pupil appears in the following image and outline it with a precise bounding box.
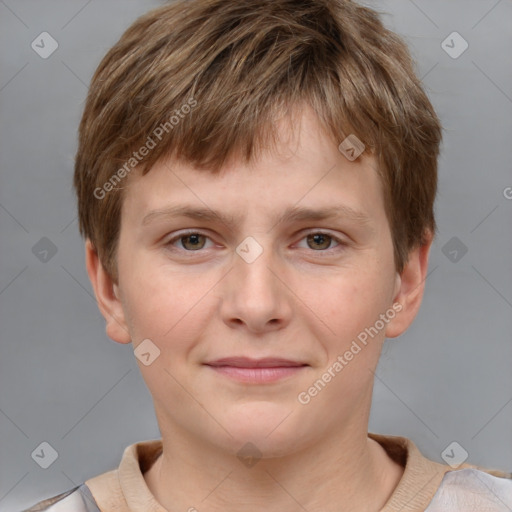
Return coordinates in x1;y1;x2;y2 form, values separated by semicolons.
310;233;330;250
184;234;203;250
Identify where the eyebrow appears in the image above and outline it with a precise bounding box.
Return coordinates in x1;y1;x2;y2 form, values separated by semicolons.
141;203;373;231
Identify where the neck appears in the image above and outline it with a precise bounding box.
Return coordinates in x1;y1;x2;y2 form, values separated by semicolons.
144;424;404;512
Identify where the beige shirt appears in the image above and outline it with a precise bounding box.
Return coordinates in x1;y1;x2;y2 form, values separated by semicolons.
26;433;512;511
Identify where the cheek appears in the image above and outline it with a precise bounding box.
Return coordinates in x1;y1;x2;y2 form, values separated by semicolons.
301;262;394;352
120;258;218;347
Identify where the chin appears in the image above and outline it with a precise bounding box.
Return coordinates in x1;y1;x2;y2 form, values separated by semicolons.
215;403;307;456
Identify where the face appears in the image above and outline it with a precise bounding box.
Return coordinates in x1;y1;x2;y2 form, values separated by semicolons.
89;106;426;458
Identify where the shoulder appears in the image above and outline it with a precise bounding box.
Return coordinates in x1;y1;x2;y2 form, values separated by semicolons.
369;432;512;512
22;440;161;512
22;484;100;512
426;467;512;511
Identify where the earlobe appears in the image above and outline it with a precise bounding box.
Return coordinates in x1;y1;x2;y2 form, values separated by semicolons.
385;230;434;339
85;240;131;344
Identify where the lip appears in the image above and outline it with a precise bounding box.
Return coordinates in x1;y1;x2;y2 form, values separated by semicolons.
204;357;308;368
204;357;309;384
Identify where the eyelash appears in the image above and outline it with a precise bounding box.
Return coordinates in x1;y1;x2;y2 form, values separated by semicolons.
164;230;347;255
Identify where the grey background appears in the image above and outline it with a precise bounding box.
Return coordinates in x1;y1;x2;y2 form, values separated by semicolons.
1;0;511;510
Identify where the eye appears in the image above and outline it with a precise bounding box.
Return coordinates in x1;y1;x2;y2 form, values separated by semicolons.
297;231;345;252
166;231;214;251
164;230;347;254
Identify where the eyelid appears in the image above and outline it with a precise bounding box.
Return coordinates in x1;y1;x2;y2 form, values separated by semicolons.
295;229;348;252
165;229;215;250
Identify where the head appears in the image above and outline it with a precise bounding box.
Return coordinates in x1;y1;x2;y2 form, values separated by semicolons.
77;0;441;456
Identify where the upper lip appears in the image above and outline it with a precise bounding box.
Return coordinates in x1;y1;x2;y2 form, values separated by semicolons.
205;357;308;368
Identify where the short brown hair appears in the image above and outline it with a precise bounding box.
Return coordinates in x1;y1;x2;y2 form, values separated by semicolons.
74;0;442;282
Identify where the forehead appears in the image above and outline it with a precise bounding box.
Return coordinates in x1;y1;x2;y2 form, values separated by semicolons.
121;106;385;230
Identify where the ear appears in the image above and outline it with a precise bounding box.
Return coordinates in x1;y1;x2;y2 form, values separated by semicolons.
85;239;131;344
385;230;433;338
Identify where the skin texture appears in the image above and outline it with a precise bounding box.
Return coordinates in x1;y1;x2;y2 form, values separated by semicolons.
86;105;432;512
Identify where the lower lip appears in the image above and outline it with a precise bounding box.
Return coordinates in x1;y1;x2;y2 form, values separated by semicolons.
205;365;307;383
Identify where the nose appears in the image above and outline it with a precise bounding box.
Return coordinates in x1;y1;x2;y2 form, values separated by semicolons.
220;238;293;334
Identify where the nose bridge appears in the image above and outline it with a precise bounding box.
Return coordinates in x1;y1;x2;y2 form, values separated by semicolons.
221;234;290;330
233;234;279;296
